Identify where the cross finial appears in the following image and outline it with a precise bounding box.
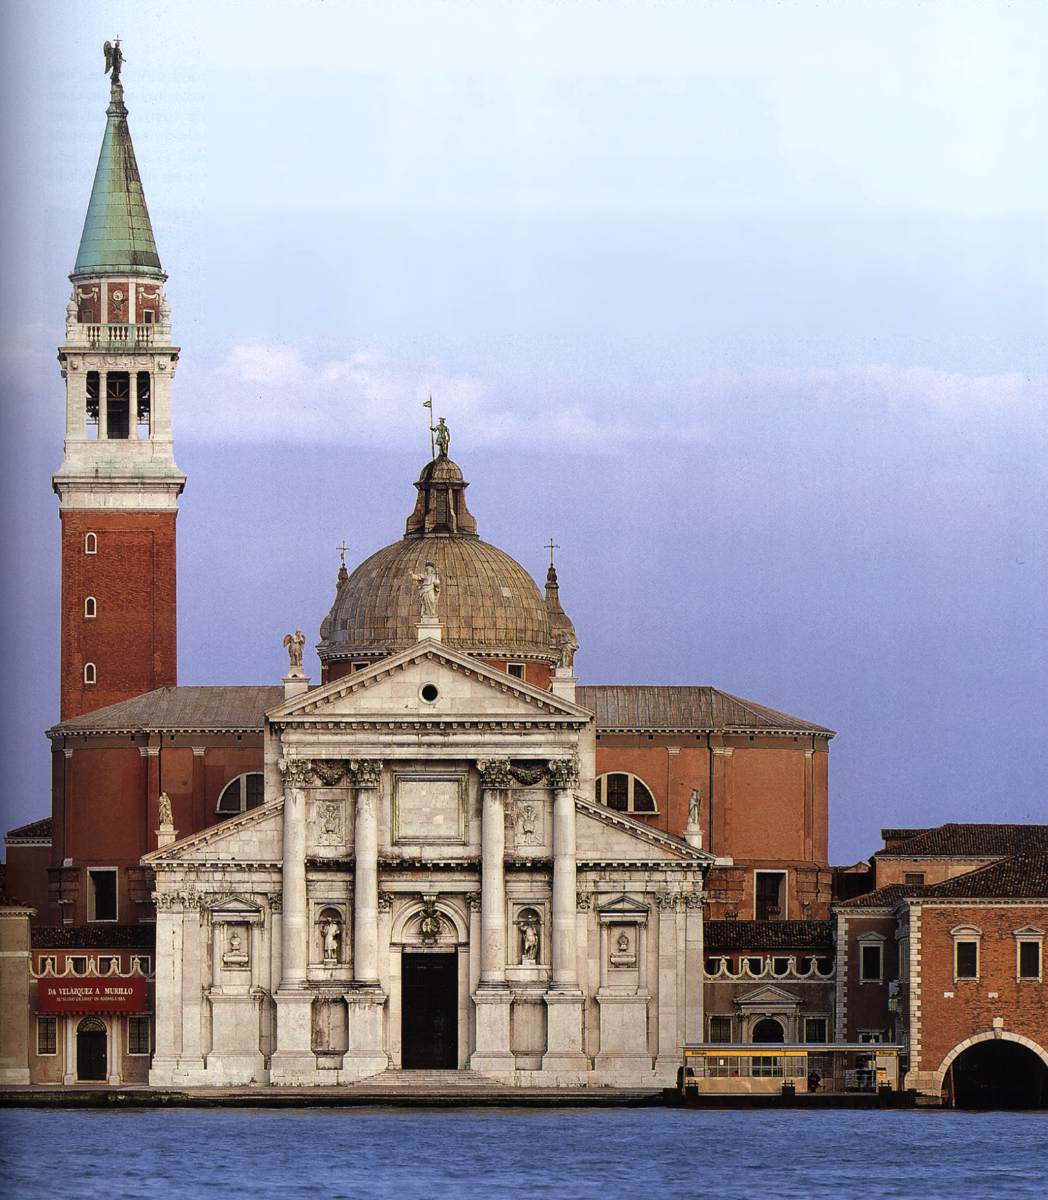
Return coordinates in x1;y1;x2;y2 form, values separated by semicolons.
545;538;560;568
337;540;349;567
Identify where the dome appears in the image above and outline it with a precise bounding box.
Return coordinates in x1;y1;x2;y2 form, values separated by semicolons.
318;452;569;665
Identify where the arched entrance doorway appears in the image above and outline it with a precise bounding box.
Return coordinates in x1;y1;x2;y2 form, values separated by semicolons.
945;1039;1048;1109
76;1017;108;1082
752;1018;786;1044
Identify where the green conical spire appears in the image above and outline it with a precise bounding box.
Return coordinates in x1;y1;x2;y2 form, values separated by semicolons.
72;74;163;279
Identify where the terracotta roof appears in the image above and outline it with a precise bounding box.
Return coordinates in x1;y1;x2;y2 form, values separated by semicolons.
5;817;53;841
840;853;1048;908
876;824;1048;857
920;853;1048;900
47;686;283;736
32;925;157;949
576;686;833;735
705;920;834;950
839;884;925;909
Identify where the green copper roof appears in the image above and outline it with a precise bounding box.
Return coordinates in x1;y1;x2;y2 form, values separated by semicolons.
72;82;163;279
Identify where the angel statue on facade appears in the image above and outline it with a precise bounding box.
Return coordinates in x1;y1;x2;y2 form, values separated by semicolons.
282;629;305;671
411;563;441;619
103;39;124;83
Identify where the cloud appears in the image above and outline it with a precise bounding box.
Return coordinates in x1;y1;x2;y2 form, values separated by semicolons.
177;341;708;451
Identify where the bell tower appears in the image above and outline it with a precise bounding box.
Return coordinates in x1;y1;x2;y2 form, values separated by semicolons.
53;45;185;720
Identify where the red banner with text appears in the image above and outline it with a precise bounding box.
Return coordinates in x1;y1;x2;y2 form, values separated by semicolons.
37;977;148;1014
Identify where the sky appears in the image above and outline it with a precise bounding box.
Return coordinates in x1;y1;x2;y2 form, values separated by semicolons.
1;0;1045;862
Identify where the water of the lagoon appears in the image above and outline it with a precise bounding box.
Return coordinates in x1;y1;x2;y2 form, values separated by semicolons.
2;1107;1047;1199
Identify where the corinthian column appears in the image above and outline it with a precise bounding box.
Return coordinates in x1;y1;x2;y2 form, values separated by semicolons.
477;758;512;986
351;759;382;985
547;757;580;991
270;756;316;1083
543;756;588;1075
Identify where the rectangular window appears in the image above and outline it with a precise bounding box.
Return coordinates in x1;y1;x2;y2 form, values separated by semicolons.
858;1031;884;1044
755;872;786;920
89;868;118;922
38;955;57;975
128;1017;152;1056
507;663;525;679
98;955;118;974
1018;941;1041;981
70;956;88;975
709;1016;733;1043
37;1017;57;1056
955;940;979;980
860;943;883;983
804;1018;828;1043
131;955;151;974
904;872;925;886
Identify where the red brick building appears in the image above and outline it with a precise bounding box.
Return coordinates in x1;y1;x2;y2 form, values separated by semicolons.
836;829;1048;1106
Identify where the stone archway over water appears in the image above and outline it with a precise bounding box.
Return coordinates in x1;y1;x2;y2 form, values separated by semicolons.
942;1036;1048;1109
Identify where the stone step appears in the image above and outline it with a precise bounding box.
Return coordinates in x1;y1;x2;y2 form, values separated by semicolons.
354;1069;497;1089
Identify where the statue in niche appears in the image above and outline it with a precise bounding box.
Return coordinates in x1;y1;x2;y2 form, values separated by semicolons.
688;789;702;826
321;917;341;963
411;563;441;619
223;926;249;966
517;911;540;964
282;629;305;672
158;791;173;827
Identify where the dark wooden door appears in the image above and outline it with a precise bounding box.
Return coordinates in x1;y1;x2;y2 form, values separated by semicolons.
77;1027;107;1081
401;952;457;1069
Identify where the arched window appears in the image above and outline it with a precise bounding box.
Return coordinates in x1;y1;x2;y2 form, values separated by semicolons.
83;662;97;685
84;596;97;619
84;532;98;554
216;772;264;817
752;1017;785;1044
594;772;657;814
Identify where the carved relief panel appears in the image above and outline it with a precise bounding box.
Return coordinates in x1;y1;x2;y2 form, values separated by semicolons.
309;790;350;855
106;281;129;323
76;283;101;324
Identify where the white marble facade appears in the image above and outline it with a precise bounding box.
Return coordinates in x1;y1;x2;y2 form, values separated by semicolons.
146;642;711;1088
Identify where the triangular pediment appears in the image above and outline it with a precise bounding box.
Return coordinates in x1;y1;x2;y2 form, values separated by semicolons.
142;798;284;866
575;796;715;866
596;894;651;916
735;984;802;1008
208;895;262;916
268;640;592;727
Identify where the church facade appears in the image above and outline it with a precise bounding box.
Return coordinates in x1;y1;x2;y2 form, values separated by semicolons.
145;640;711;1086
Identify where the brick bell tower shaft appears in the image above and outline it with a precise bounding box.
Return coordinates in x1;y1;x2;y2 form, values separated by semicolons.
53;47;185;721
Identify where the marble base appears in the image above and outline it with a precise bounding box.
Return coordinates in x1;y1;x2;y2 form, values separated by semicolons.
542;989;588;1072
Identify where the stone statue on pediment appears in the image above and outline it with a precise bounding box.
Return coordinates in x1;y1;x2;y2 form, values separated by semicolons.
411;562;441;618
